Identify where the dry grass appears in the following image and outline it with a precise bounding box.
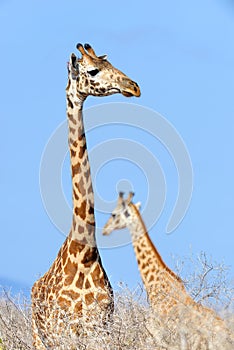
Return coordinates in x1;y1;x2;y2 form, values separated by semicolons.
0;290;32;349
0;253;233;349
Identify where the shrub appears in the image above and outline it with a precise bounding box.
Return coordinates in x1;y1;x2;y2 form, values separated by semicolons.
0;252;233;349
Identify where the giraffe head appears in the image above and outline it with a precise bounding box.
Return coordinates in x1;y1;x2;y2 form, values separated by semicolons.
67;43;141;98
103;192;141;236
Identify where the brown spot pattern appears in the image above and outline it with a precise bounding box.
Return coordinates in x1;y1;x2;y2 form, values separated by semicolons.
78;225;84;234
66;79;71;91
87;184;93;194
91;265;105;288
67;112;77;125
58;296;71;308
79;143;86;159
97;293;108;304
64;259;77;286
64;258;77;275
78;133;84;141
70;149;76;157
77;200;86;220
81;248;98;267
74;301;82;314
69;240;84;256
85;292;94;306
64;275;74;287
79;177;86;196
76;272;85;289
55;275;62;285
72;163;80;177
85;279;91;289
73;191;79;200
62;247;68;266
70;127;76;134
67;96;73;109
62;290;80;300
72;216;76;231
149;275;154;282
84;170;90;181
88;206;94;216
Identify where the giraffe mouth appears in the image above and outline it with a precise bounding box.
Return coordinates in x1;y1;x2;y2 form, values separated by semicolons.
108;88;134;97
122;91;134;97
107;88;121;95
107;86;140;98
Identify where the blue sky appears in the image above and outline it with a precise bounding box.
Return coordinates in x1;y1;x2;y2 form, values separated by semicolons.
1;0;234;294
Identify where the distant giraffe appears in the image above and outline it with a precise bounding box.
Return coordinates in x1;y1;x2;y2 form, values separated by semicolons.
103;192;194;313
31;44;140;349
103;192;233;342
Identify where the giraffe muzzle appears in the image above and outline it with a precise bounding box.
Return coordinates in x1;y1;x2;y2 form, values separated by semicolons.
121;81;141;98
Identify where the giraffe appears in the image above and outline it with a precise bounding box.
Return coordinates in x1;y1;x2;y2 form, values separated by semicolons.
103;192;234;346
102;192;195;314
31;44;140;349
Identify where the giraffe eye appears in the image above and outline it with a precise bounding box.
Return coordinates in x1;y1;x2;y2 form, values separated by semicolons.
87;69;99;77
112;214;116;219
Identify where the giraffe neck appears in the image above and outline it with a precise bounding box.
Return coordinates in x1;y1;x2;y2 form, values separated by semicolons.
128;205;190;312
43;77;112;300
66;77;96;247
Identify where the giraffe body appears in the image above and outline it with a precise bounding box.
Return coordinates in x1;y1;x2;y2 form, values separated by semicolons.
31;44;140;349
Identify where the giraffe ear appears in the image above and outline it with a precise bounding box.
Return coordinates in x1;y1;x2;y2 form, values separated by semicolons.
135;202;141;210
69;54;79;78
